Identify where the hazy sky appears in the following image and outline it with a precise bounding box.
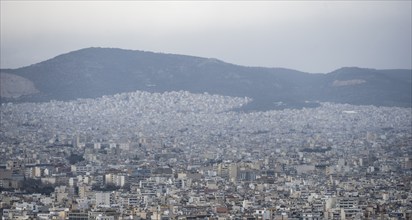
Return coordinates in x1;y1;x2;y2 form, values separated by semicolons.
1;1;411;73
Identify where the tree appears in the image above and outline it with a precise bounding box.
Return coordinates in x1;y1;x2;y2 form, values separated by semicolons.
67;153;85;164
21;178;54;195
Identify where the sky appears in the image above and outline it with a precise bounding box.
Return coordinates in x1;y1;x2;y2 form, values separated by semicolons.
1;1;411;73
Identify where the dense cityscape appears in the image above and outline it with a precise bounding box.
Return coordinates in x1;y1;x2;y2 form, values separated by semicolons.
1;90;411;220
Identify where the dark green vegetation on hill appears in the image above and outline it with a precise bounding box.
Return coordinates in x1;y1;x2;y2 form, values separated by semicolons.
1;47;411;111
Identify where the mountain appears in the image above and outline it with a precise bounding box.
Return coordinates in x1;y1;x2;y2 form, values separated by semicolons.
1;47;411;110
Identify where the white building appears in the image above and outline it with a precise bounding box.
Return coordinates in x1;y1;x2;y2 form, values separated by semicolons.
95;192;111;207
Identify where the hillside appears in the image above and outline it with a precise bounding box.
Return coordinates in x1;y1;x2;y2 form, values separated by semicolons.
1;47;411;110
0;72;39;98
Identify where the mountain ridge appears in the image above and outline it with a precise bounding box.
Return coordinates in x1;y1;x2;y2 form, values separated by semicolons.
1;47;411;110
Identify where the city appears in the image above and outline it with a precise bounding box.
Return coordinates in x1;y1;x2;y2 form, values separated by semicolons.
1;90;411;219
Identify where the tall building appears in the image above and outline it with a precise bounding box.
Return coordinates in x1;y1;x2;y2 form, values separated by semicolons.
217;162;238;181
229;163;238;182
104;173;127;187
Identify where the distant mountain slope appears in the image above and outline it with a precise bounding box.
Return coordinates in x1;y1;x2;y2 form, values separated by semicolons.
0;72;39;98
1;47;411;110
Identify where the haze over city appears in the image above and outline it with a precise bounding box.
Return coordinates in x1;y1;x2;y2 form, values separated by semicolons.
0;1;411;220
